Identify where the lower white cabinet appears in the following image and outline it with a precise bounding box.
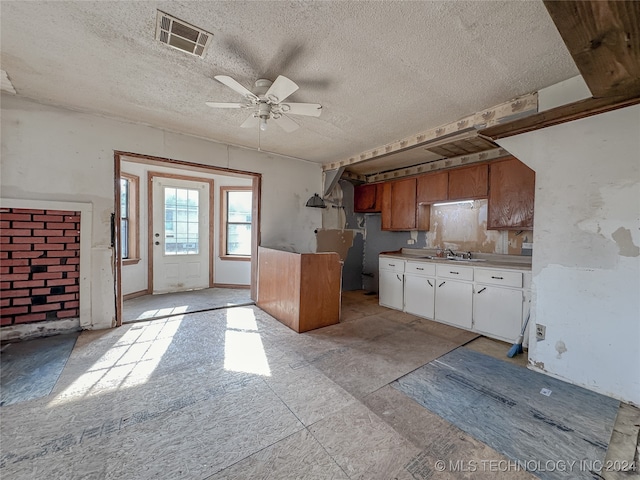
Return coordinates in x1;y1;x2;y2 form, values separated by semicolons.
473;285;523;341
435;278;473;329
404;273;435;319
379;269;404;310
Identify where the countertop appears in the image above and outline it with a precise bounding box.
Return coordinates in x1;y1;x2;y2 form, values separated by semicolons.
380;249;532;271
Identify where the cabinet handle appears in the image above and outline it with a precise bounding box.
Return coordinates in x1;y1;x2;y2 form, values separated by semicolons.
416;267;424;270
438;281;446;287
389;263;396;267
396;274;402;281
491;276;504;280
477;287;486;294
427;280;433;287
449;271;459;275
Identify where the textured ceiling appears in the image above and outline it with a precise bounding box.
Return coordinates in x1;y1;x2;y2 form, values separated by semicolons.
0;1;578;167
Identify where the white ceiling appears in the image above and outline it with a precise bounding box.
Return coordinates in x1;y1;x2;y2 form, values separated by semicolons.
0;1;578;169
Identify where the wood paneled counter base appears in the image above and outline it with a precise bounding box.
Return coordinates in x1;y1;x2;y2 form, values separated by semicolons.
257;247;342;333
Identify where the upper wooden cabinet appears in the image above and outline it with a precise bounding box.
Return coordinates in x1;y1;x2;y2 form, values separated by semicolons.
354;183;382;212
417;171;448;204
488;157;535;230
448;164;488;200
381;178;417;231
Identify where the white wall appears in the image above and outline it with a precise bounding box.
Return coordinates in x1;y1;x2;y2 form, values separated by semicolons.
1;94;322;330
498;105;640;406
120;160;253;295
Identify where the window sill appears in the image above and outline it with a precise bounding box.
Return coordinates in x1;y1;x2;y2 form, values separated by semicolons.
123;258;141;266
219;255;251;262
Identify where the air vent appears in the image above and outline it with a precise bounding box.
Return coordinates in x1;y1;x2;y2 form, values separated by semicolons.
155;11;212;58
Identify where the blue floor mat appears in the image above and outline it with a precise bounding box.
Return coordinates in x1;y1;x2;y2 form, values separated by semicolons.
392;347;619;480
1;333;79;407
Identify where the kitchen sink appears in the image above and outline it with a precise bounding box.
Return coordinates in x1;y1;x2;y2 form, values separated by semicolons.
449;257;487;262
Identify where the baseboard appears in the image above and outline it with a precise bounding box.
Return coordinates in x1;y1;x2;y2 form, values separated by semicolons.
123;289;150;301
213;283;251;289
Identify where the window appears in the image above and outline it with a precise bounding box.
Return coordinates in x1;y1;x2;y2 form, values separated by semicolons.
221;187;252;259
163;186;200;255
120;173;140;264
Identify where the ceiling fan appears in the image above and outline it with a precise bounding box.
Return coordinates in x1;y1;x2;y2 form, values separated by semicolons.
206;75;322;132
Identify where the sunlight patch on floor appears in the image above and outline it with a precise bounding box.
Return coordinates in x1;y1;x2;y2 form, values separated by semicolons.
224;308;270;376
136;305;189;320
49;316;183;406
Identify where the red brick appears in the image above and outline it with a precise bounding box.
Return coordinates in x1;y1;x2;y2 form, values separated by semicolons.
14;313;46;323
0;221;10;229
1;306;28;315
47;279;76;286
0;228;32;236
12;266;32;274
1;259;29;266
48;294;76;303
0;244;32;251
31;288;51;295
0;289;30;298
64;215;81;222
11;209;44;214
33;229;64;237
64;230;80;236
48;265;77;272
46;236;78;244
0;213;32;221
44;251;77;258
12;236;46;244
66;257;80;265
0;266;9;274
13;280;45;288
31;258;62;265
11;251;44;259
64;300;79;309
66;244;80;250
0;282;10;289
0;252;8;259
0;237;10;244
32;215;63;222
11;221;45;229
33;272;63;280
44;222;71;230
66;285;79;293
46;210;73;215
31;303;60;312
33;243;65;251
1;317;13;326
0;298;10;307
12;297;32;305
1;273;29;281
57;310;78;319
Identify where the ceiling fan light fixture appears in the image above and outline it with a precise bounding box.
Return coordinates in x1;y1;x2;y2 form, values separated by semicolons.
305;193;327;209
260;116;268;131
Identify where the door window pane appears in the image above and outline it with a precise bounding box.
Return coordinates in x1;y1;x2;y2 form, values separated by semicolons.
164;187;200;255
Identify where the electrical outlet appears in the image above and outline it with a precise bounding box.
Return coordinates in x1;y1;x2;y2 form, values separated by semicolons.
536;324;546;341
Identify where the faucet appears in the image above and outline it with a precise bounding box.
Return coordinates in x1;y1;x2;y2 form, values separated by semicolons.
446;248;456;258
465;251;472;259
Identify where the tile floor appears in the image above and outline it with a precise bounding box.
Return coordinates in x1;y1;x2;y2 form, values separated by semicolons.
1;291;635;479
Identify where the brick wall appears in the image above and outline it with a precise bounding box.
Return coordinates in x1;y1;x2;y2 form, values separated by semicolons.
0;208;81;326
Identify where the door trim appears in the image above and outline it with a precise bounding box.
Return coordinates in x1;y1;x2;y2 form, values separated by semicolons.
148;171;215;294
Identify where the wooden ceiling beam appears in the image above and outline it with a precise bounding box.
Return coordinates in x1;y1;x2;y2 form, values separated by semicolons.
543;0;640;99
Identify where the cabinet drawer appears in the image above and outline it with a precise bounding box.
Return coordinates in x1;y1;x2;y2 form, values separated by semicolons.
436;264;474;281
475;268;522;288
379;258;405;273
405;261;436;276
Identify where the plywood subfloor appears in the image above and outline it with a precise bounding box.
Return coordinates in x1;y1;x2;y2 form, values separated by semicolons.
393;347;620;480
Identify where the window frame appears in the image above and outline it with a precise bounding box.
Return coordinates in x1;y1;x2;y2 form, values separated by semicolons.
220;186;252;261
120;173;140;265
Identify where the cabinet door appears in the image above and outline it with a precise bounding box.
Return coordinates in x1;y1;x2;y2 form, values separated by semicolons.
381;178;417;231
404;274;435;319
435;279;473;328
354;183;382;212
417;171;448;204
448;164;488;200
379;270;404;310
488;157;535;230
473;285;523;341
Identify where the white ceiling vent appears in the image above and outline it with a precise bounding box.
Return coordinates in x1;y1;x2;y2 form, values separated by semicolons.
155;11;212;57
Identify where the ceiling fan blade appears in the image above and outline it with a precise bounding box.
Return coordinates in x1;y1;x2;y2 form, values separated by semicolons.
272;114;299;133
205;102;246;109
265;75;299;103
240;114;259;129
214;75;258;100
282;103;322;117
